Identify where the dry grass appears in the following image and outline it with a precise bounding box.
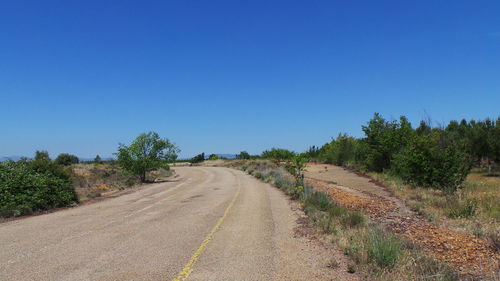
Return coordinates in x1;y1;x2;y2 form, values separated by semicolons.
70;163;173;201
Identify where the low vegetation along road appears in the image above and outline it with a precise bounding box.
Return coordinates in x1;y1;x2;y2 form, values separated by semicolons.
0;167;351;281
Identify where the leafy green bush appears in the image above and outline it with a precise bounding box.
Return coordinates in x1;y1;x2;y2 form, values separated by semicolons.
367;229;401;268
320;134;357;166
191;152;205;164
392;132;471;192
361;114;414;172
261;148;295;161
0;160;78;217
285;154;308;185
236;151;251;159
207;154;219;160
34;150;51;161
54;153;80;166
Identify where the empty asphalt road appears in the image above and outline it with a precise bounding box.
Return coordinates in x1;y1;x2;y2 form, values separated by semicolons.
0;167;353;281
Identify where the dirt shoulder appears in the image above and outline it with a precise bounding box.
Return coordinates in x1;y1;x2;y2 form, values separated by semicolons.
304;163;499;279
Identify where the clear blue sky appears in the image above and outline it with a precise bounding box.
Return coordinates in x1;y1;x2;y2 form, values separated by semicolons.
1;1;499;159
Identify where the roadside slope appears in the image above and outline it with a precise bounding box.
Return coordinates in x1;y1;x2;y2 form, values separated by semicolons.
305;163;499;278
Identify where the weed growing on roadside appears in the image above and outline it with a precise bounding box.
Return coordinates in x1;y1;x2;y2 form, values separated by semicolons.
327;259;340;269
342;211;365;228
366;229;401;269
347;264;357;273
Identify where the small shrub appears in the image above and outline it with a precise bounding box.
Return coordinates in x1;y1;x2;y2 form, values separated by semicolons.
319;216;337;233
410;203;427;216
366;229;401;268
344;241;362;264
327;259;340;269
328;205;348;218
347;264;357;273
447;199;477;219
304;204;319;217
54;153;80;166
413;255;458;281
342;211;365;228
304;190;332;211
87;191;102;198
274;175;293;191
427;214;436;222
487;231;500;252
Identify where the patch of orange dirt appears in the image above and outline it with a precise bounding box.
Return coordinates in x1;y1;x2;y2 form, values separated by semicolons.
390;217;497;277
305;178;395;220
91;184;111;190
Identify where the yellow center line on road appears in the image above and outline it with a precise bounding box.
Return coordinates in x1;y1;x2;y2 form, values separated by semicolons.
171;175;241;281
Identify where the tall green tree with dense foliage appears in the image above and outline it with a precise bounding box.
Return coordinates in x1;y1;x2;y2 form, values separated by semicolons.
392;132;471;192
116;132;180;182
491;118;500;168
94;155;103;164
304;145;320;160
191;153;205;164
361;113;414;172
34;150;51;161
54;153;80;166
236;151;251;159
319;134;358;166
445;118;500;173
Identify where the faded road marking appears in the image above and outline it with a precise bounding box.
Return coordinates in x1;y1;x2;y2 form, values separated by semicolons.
171;177;241;281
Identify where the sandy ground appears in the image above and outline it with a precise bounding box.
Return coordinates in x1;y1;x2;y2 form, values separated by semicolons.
0;167;358;281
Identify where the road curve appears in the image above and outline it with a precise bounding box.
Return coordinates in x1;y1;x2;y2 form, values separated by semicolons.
0;167;352;281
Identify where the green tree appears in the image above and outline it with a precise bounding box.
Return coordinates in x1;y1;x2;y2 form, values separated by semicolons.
491;118;500;165
34;150;51;161
320;134;357;166
54;153;80;166
286;154;308;185
261;148;295;162
236;151;251;159
191;153;205;164
362;113;414;172
208;154;219;160
94;155;103;164
116;132;180;182
392;132;471;192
